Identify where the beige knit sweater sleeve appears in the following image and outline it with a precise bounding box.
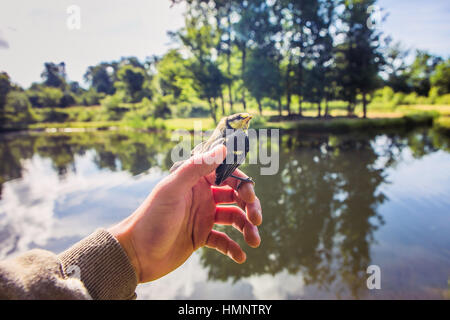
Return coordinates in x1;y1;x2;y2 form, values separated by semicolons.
0;229;138;300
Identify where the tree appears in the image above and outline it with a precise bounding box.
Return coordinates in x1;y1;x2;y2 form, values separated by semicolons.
336;0;384;118
177;6;224;123
116;65;147;102
300;0;337;117
234;0;282;114
69;81;84;95
430;58;450;95
3;91;35;126
156;49;190;101
188;59;223;122
383;41;411;93
84;63;116;95
212;0;236;113
0;72;12;126
41;62;66;88
244;48;281;115
288;0;322;115
407;51;441;96
233;0;266;111
39;87;64;108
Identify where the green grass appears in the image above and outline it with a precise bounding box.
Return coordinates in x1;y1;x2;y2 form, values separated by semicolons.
18;113;438;134
164;117;215;131
7;102;449;134
28;121;122;130
261;114;434;133
397;105;450;117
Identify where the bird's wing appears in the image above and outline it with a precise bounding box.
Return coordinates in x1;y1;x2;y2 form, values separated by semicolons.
191;140;206;155
215;130;249;185
192;127;223;155
172;128;225;172
215;161;242;186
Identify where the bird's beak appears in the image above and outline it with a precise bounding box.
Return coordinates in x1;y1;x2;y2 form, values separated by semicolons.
244;115;253;123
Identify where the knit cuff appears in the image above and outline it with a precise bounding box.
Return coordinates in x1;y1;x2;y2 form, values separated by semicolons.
58;229;138;300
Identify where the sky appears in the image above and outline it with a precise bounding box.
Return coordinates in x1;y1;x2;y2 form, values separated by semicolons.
0;0;449;88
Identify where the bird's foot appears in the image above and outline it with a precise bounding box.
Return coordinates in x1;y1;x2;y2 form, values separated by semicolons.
230;174;255;190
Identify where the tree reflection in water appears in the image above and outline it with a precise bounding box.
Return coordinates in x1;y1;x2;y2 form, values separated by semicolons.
0;128;448;298
0;130;174;192
200;128;449;298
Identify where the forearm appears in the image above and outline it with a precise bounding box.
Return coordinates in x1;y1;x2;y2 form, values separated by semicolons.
0;229;138;300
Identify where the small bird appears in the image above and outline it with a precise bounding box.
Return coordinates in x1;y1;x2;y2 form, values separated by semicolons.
170;113;254;187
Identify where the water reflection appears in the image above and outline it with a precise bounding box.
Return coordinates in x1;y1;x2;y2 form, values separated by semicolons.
0;128;449;299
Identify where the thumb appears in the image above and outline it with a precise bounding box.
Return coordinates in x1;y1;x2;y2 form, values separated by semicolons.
175;145;227;189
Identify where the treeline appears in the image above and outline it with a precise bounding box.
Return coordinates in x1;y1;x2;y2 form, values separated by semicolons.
168;0;449;119
0;57;165;128
1;0;450;129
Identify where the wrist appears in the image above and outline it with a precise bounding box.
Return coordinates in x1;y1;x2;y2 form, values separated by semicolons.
108;219;142;283
59;229;138;299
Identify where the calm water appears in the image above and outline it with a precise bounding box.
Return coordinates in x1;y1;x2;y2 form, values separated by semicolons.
0;128;449;299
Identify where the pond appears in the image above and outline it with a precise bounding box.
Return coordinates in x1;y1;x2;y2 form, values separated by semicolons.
0;127;449;299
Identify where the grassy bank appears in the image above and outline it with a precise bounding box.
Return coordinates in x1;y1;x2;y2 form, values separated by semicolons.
4;103;450;135
24;114;436;135
262;114;435;133
28;120;122;131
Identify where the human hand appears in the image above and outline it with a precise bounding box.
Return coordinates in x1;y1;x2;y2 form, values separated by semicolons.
109;145;262;283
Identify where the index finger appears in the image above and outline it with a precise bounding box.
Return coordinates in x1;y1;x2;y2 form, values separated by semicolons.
222;169;262;226
210;176;262;226
206;169;262;226
206;168;255;202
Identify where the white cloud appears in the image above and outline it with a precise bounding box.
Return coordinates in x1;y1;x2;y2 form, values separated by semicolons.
246;271;305;300
135;252;306;300
136;252;209;300
0;152;165;259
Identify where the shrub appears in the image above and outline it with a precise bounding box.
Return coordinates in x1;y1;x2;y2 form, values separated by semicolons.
429;87;439;104
27;90;43;108
381;86;394;103
370;86;399;108
170;101;191;118
81;89;105;106
60;91;76;107
101;93;123;109
26;87;64;108
40;87;64;107
153;95;172;119
76;109;94;122
136;97;155;116
250;114;267;128
435;94;450;105
101;92;127;120
3;91;36;125
43;109;70;122
403;92;418;105
418;95;431;105
188;104;210;117
124;108;166;130
392;92;405;107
